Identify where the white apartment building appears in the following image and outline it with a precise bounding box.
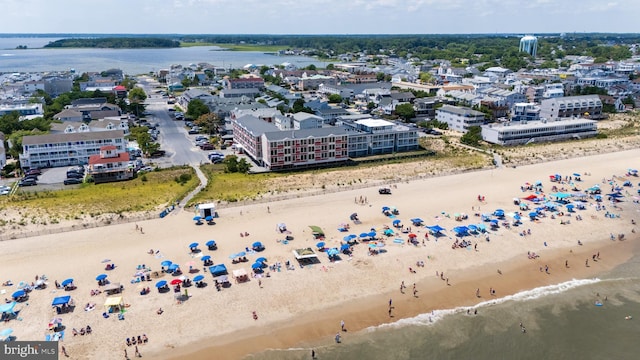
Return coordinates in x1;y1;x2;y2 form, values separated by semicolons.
20;130;126;170
436;105;486;133
481;118;597;146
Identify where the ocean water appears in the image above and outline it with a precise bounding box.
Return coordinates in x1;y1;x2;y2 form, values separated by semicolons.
0;36;323;74
250;246;640;360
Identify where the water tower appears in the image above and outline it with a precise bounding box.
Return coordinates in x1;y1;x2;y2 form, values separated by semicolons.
519;35;538;57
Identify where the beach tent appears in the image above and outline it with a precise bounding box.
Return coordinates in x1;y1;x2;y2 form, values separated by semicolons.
61;279;74;287
384;229;395;236
309;226;325;237
410;218;424;226
11;290;26;300
476;224;487;232
233;269;249;283
51;296;71;307
104;296;124;313
493;209;505;218
161;260;173;267
453;226;469;236
426;225;446;234
292;248;319;260
209;264;228;276
0;302;17;316
467;224;478;233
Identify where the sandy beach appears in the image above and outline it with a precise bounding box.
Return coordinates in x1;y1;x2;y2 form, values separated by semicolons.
1;149;638;360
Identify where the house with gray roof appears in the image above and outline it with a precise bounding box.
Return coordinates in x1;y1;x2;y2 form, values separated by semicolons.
436;105;486;133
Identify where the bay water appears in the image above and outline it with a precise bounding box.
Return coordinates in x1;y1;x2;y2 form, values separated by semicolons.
0;36;323;75
250;244;640;360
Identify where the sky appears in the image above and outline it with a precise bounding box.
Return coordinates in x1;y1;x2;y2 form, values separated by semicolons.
3;0;638;35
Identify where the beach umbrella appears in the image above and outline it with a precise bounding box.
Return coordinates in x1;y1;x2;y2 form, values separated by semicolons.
392;219;401;226
193;275;205;282
382;206;390;212
170;279;182;285
168;264;179;272
251;262;262;269
347;234;357;239
205;240;216;247
408;233;417;238
155;280;167;288
359;232;369;238
368;231;377;238
343;235;353;241
61;279;74;287
476;224;487;232
316;241;326;248
252;241;263;248
11;290;25;299
0;328;12;338
573;173;581;177
340;244;350;251
95;274;107;281
193;216;201;221
16;282;28;290
189;242;199;249
161;260;173;267
368;243;378;249
384;229;394;236
256;257;267;263
236;251;246;258
350;213;358;220
467;224;478;232
205;216;213;222
201;255;211;262
327;248;339;256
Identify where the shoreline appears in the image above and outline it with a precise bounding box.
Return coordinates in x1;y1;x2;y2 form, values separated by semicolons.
166;237;637;360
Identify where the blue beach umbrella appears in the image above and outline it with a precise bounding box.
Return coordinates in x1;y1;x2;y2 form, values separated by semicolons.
392;219;401;226
343;235;353;241
382;206;390;212
11;290;25;299
359;232;369;238
193;216;202;221
368;231;377;238
340;244;350;251
205;240;216;247
96;274;107;281
327;248;339;256
0;328;12;338
61;279;74;287
236;251;246;258
205;216;213;222
347;234;357;240
168;264;179;271
316;241;325;248
193;275;205;282
252;242;263;248
201;255;211;262
155;280;167;288
256;257;267;263
251;262;262;269
161;260;173;267
189;242;199;249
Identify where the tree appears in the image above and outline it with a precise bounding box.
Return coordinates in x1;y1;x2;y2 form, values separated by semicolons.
394;103;415;121
326;63;335;70
305;64;317;71
187;99;211;119
419;72;435;84
460;126;483;146
195;113;222;134
367;102;377;110
292;99;314;114
327;94;342;103
129;126;159;156
128;87;147;116
223;155;239;173
237;158;251;173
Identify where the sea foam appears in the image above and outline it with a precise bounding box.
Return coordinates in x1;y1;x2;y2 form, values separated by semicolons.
368;278;601;331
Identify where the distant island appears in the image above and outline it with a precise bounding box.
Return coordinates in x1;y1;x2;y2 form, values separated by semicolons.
44;37;180;48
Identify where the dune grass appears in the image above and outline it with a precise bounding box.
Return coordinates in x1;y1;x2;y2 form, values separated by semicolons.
0;167;198;219
188;164;278;205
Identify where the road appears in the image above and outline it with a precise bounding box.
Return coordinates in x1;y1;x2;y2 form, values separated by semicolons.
136;76;209;167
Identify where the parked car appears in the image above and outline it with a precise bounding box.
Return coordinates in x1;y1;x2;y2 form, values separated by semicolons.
211;157;224;164
18;178;37;187
63;178;83;185
378;187;392;195
66;172;84;179
168;108;176;112
188;129;199;135
199;143;215;150
25;169;42;176
139;166;154;172
149;150;166;158
68;166;85;173
23;174;39;181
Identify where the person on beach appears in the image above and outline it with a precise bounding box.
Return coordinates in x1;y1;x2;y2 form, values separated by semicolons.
335;333;341;343
61;345;68;357
135;346;141;358
476;288;480;297
124;349;129;360
341;320;345;331
565;260;569;268
311;349;316;359
586;259;589;267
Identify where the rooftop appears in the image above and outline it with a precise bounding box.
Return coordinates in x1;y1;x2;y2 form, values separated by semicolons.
23;130;125;146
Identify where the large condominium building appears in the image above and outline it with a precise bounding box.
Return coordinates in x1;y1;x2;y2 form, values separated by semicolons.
436;105;486;133
481;118;597;146
539;95;603;120
232;115;419;171
20;130;126;170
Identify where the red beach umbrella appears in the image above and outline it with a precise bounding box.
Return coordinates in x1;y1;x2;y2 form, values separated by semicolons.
408;233;417;238
170;279;182;285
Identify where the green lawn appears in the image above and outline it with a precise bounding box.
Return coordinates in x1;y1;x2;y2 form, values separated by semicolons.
0;167;198;220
